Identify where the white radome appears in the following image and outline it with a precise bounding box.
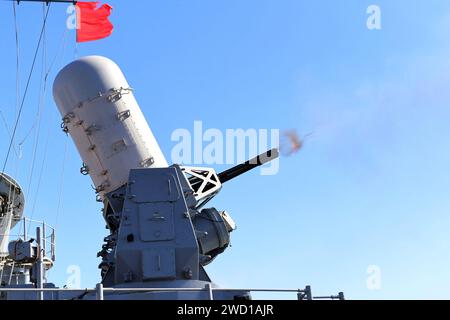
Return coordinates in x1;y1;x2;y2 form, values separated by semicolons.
53;56;168;197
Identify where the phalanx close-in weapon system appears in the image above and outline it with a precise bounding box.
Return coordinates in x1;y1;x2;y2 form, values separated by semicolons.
51;56;279;299
0;56;343;300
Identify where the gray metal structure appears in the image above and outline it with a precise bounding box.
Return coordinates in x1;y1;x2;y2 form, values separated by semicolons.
93;152;278;300
50;56;282;300
0;56;344;300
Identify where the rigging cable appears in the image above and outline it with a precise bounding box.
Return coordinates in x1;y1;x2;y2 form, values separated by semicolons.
29;29;69;225
27;6;72;235
6;1;21;240
19;28;68;148
1;3;52;174
30;128;50;217
25;2;48;196
46;29;69;82
51;17;80;233
0;112;19;159
54;137;69;231
12;1;20;126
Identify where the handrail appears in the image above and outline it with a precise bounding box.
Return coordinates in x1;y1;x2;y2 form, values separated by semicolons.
2;217;56;261
0;285;345;300
0;287;303;292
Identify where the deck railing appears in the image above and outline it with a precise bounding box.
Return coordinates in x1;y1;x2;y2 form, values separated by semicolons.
0;284;345;300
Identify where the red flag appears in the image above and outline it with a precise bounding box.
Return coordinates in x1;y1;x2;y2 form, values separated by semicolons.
76;2;113;43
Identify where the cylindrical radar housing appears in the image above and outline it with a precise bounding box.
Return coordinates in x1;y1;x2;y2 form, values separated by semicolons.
53;56;168;197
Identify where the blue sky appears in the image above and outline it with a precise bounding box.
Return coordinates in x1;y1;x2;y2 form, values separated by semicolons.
1;0;450;299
